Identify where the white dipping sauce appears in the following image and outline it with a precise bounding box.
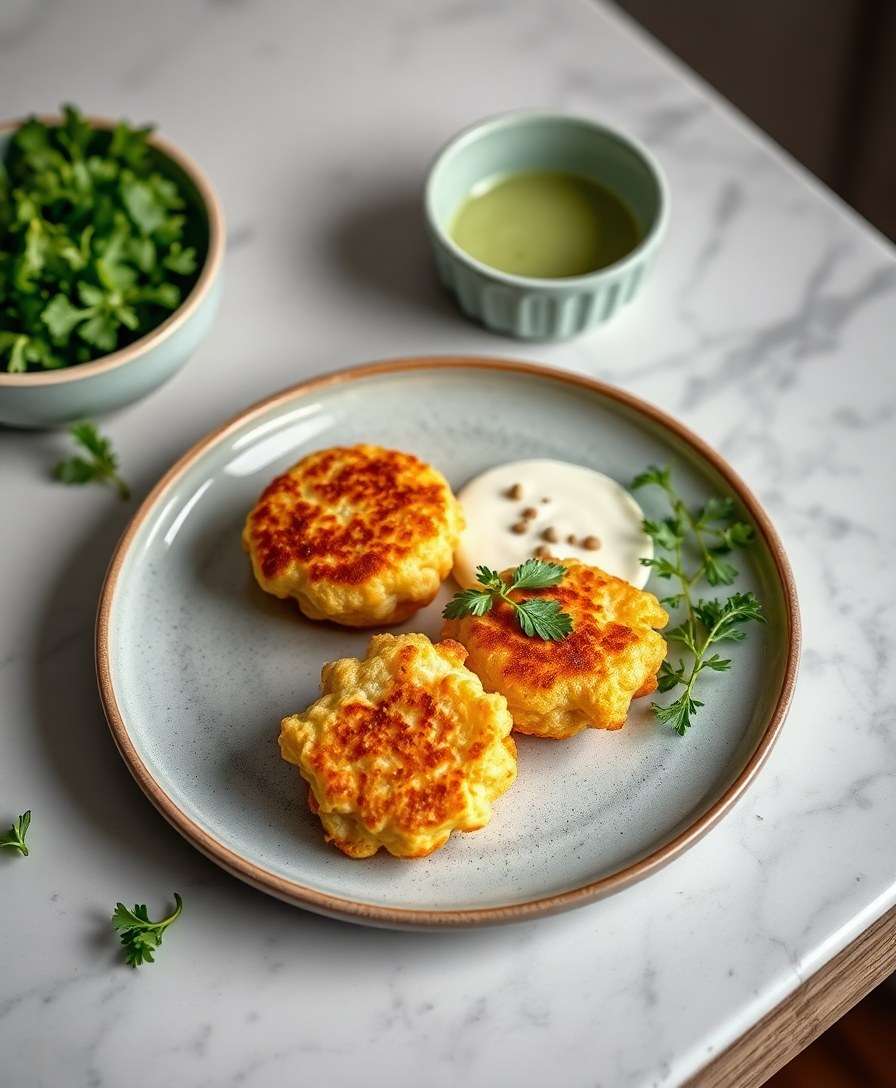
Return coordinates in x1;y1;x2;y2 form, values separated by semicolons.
453;459;653;589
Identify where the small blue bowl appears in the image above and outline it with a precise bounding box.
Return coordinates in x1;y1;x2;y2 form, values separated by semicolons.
0;116;225;429
425;111;669;340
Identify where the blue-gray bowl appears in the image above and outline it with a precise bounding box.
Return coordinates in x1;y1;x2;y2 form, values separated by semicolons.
0;116;224;429
425;111;668;340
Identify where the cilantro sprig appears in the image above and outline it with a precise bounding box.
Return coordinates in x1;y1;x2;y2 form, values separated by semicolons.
54;421;130;500
112;892;183;968
632;466;765;734
0;104;201;373
443;559;573;641
0;810;31;857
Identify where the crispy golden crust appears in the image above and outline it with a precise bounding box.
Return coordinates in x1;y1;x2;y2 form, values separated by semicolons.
243;445;463;626
442;559;668;739
279;633;517;858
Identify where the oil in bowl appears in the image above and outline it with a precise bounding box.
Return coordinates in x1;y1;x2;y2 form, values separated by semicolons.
450;170;642;279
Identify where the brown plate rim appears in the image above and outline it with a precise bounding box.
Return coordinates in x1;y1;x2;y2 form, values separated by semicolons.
95;356;801;927
0;114;225;388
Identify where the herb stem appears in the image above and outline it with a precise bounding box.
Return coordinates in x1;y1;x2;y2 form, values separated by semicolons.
632;465;763;733
678;608;729;710
676;495;717;577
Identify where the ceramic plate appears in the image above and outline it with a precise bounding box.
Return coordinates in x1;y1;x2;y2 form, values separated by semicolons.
97;358;799;927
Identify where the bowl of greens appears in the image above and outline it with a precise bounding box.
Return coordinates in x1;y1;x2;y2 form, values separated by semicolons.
0;105;224;428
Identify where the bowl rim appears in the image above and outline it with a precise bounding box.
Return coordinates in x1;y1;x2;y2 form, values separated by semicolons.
96;355;801;928
0;113;225;388
423;109;670;290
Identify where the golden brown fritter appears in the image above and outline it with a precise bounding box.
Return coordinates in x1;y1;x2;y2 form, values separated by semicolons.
243;445;463;626
442;558;667;739
279;633;517;858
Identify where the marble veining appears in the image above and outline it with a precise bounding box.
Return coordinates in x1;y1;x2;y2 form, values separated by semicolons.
0;0;895;1086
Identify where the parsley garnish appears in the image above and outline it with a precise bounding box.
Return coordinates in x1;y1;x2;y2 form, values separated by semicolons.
0;810;31;857
632;465;765;734
443;559;573;641
54;421;130;500
112;892;183;968
0;104;200;372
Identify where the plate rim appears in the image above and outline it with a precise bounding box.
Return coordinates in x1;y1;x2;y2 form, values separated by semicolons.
96;356;801;927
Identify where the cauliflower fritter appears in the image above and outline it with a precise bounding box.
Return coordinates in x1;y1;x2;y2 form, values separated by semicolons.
442;558;668;739
279;633;517;858
243;445;463;626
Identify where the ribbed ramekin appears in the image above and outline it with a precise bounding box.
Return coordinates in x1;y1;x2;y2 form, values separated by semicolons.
424;111;668;340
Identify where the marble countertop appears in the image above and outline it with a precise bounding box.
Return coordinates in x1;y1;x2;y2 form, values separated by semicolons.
2;1;895;1085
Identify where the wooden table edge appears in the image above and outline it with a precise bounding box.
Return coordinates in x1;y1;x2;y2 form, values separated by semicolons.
685;902;896;1087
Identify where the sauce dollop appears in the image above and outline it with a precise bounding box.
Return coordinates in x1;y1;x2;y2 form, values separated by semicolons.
453;459;652;589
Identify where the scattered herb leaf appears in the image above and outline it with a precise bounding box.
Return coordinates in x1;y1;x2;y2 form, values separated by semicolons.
632;466;765;734
0;810;31;857
443;559;573;641
53;421;130;500
111;892;183;968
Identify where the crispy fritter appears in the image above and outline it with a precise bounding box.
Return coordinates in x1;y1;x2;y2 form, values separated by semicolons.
243;445;463;626
442;558;668;739
279;633;517;858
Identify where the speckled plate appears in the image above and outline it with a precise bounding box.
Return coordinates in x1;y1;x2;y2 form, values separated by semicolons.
97;358;799;928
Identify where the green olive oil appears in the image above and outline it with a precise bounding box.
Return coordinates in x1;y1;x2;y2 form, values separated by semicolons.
450;170;641;279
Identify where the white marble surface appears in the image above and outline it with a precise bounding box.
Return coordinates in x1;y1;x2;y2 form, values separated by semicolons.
1;1;894;1085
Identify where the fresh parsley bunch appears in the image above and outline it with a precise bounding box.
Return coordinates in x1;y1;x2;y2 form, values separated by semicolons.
443;558;573;640
632;466;765;734
0;104;200;373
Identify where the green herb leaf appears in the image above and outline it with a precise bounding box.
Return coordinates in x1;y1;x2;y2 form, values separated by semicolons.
69;420;111;459
473;565;504;592
78;311;119;351
660;594;684;608
642;517;684;551
138;282;180;309
109;120;153;169
53;421;130;500
0;333;29;373
42;294;88;341
695;592;765;642
656;660;687;693
442;588;494;619
695;496;735;525
509;558;566;590
58;103;93;158
652;692;704;736
631;465;671;492
514;598;574;641
640;555;681;581
163;243;197;276
0;810;31;857
703;552;739;587
715;522;755;550
112;892;183;968
54;455;99;485
122;178;167;235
